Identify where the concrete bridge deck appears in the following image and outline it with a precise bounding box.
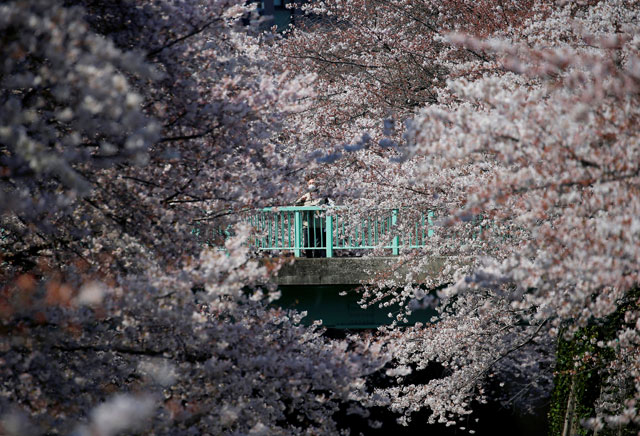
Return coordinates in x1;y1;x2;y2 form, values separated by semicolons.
270;256;449;286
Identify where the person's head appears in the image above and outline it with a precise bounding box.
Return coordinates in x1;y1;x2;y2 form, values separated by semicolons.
307;178;317;192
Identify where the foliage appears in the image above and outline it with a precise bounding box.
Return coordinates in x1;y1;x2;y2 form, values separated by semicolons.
550;327;611;436
549;288;640;436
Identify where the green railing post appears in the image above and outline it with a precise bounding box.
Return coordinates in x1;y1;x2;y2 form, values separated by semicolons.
391;208;399;255
326;214;333;258
428;210;434;238
294;210;302;257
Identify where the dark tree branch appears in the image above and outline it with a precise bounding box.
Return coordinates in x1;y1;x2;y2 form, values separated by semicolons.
159;128;214;143
146;19;221;58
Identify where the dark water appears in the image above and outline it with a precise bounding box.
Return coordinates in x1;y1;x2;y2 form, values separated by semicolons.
334;398;549;436
324;326;550;436
277;284;438;329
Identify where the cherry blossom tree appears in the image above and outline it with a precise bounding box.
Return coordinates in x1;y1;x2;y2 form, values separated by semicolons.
275;0;541;208
278;0;640;432
0;1;389;434
3;0;640;434
1;0;319;278
396;1;640;429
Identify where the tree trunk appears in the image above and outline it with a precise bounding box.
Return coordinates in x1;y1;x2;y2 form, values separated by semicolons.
562;377;578;436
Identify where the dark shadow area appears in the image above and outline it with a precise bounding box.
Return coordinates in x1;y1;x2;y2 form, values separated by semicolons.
324;328;549;436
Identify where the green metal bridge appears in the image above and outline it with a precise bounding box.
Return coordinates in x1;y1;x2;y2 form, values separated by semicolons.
196;206;443;328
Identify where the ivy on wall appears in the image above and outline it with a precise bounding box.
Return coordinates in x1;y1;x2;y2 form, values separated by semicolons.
549;288;639;436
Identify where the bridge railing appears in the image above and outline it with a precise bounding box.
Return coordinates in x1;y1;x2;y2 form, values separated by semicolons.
245;206;434;257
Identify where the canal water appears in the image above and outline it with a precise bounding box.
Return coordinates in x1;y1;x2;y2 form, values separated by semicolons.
276;284;437;329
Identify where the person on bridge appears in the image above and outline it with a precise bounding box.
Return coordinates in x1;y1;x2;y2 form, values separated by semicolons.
296;178;332;258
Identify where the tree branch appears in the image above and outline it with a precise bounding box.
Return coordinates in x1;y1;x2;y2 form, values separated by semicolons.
146;19;222;58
